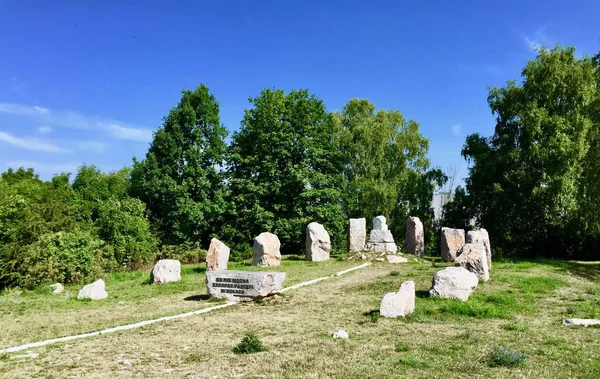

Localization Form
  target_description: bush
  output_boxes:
[487,344,528,367]
[158,244,207,264]
[233,332,265,354]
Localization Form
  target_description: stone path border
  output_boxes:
[1,262,372,354]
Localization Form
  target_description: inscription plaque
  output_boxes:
[206,270,286,302]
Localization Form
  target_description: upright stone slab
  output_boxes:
[429,267,478,301]
[441,227,465,262]
[206,238,230,271]
[373,215,388,231]
[152,259,182,284]
[206,270,286,302]
[405,216,424,257]
[252,232,281,267]
[348,218,366,252]
[305,222,331,262]
[455,243,489,282]
[467,228,492,269]
[380,280,415,318]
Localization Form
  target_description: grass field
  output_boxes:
[1,256,600,378]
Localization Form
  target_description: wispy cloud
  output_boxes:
[75,140,107,154]
[0,131,67,153]
[0,102,153,142]
[4,160,80,176]
[38,126,52,135]
[524,27,552,52]
[451,124,462,137]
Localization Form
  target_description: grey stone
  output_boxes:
[305,222,331,262]
[429,267,478,301]
[152,259,181,284]
[206,238,230,271]
[405,216,424,257]
[386,255,408,263]
[563,318,600,326]
[332,329,349,339]
[441,227,465,262]
[50,283,64,294]
[252,232,281,266]
[467,229,492,269]
[380,280,415,317]
[373,215,388,231]
[368,229,395,243]
[206,270,286,302]
[77,279,108,300]
[348,218,366,252]
[365,242,398,253]
[455,243,489,282]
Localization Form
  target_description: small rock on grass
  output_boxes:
[563,318,600,326]
[50,283,64,294]
[386,255,408,263]
[332,329,349,339]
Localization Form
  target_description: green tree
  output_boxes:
[131,84,228,247]
[226,88,347,255]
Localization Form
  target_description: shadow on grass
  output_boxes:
[184,294,211,301]
[501,258,600,282]
[415,290,430,299]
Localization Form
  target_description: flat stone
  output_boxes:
[152,259,181,284]
[252,232,281,267]
[441,227,465,262]
[368,229,395,243]
[365,242,398,253]
[77,279,108,300]
[348,218,366,252]
[563,318,600,326]
[206,270,286,302]
[455,243,489,282]
[332,329,349,339]
[429,267,478,301]
[206,238,230,271]
[386,255,408,263]
[405,216,424,257]
[467,229,492,269]
[380,280,415,317]
[305,222,331,262]
[50,283,64,294]
[373,215,388,231]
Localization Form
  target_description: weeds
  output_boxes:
[487,345,528,367]
[233,333,265,354]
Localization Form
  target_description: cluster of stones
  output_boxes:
[364,216,398,253]
[441,227,492,282]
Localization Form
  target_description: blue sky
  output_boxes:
[1,1,599,184]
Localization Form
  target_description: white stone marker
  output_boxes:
[441,227,465,262]
[206,270,286,302]
[455,243,489,282]
[348,218,366,252]
[152,259,182,284]
[467,228,492,269]
[206,238,230,271]
[380,280,415,317]
[252,232,282,267]
[405,216,424,257]
[305,222,331,262]
[77,279,108,300]
[429,267,478,301]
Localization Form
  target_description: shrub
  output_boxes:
[158,244,207,264]
[233,332,265,354]
[390,270,400,276]
[487,344,528,367]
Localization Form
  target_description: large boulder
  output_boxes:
[152,259,182,284]
[380,280,415,317]
[206,238,230,271]
[206,270,286,302]
[467,229,492,269]
[405,216,424,257]
[252,232,281,266]
[429,267,478,301]
[77,279,108,300]
[305,222,331,262]
[441,227,465,262]
[348,218,366,252]
[455,243,489,281]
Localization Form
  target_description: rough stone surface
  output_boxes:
[305,222,331,262]
[152,259,182,284]
[386,255,408,263]
[429,267,478,301]
[50,283,64,294]
[405,216,424,257]
[467,228,492,269]
[365,242,398,253]
[441,227,465,262]
[252,232,281,267]
[380,280,415,318]
[373,215,388,231]
[332,329,349,339]
[368,229,395,243]
[348,218,366,252]
[455,243,489,282]
[77,279,108,300]
[206,270,286,302]
[206,238,230,272]
[563,318,600,326]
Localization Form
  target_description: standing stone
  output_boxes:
[77,279,108,300]
[429,267,478,301]
[348,218,367,252]
[467,228,492,269]
[441,227,465,262]
[365,215,398,253]
[405,216,424,257]
[380,280,415,318]
[206,238,230,271]
[455,243,489,281]
[252,232,281,267]
[305,222,331,262]
[373,215,388,231]
[152,259,182,284]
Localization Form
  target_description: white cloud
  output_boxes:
[38,126,52,135]
[0,131,67,153]
[524,28,552,52]
[0,103,50,116]
[4,160,80,176]
[75,140,107,154]
[104,123,153,143]
[451,124,462,137]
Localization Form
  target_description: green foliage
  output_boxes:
[157,245,207,264]
[395,343,410,352]
[487,345,528,368]
[390,270,400,276]
[501,322,527,332]
[233,332,265,354]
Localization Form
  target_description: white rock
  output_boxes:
[152,259,182,284]
[373,216,388,231]
[405,216,424,257]
[386,255,408,263]
[77,279,108,300]
[252,232,282,266]
[365,242,398,253]
[380,280,415,317]
[375,257,385,262]
[467,229,492,269]
[206,238,230,271]
[455,243,489,282]
[348,218,366,252]
[563,318,600,326]
[50,283,64,294]
[368,229,395,243]
[122,359,132,366]
[305,222,331,262]
[332,329,349,339]
[441,227,465,262]
[429,267,478,301]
